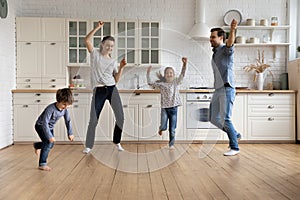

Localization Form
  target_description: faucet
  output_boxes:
[134,74,140,89]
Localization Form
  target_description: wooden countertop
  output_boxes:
[11,89,297,93]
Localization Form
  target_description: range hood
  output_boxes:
[189,0,210,40]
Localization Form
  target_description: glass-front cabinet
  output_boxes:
[68,20,89,65]
[67,19,160,67]
[140,21,160,65]
[116,21,138,65]
[115,20,160,67]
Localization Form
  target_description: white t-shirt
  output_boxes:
[90,49,118,88]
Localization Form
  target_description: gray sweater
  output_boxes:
[35,103,73,140]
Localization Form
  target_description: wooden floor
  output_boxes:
[0,143,300,200]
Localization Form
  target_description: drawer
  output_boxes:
[248,93,295,105]
[42,83,66,89]
[17,83,42,89]
[248,117,295,140]
[248,104,295,117]
[72,93,90,104]
[42,78,65,84]
[17,77,41,83]
[120,93,160,103]
[14,93,56,105]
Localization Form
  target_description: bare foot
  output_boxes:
[158,130,163,136]
[38,166,51,171]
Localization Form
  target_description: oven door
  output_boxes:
[186,101,218,129]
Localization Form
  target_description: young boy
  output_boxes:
[33,88,74,171]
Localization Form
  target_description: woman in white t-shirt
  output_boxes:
[147,57,187,149]
[83,21,127,154]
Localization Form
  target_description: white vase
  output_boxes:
[256,73,264,90]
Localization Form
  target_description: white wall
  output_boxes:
[0,0,18,149]
[16,0,291,88]
[0,0,295,148]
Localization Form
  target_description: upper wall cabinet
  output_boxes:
[67,20,89,66]
[16,17,66,89]
[67,19,114,66]
[140,21,160,66]
[17,17,66,42]
[115,20,161,67]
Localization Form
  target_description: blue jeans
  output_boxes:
[33,124,54,167]
[160,106,178,147]
[85,86,124,149]
[209,87,239,150]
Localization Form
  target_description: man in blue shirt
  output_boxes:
[209,19,241,156]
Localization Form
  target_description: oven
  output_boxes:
[186,93,217,129]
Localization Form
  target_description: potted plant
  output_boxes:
[243,50,272,90]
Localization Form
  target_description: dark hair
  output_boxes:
[210,28,226,41]
[56,88,74,104]
[100,36,115,53]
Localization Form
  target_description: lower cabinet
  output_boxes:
[13,92,66,142]
[121,93,161,141]
[247,93,295,140]
[12,91,296,142]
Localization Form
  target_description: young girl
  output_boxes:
[147,57,187,149]
[83,21,127,154]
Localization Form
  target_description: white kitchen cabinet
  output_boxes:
[122,104,139,141]
[68,93,90,142]
[120,93,162,141]
[16,17,67,90]
[17,17,65,42]
[224,93,247,140]
[13,93,66,142]
[67,19,114,66]
[139,102,161,140]
[115,20,161,66]
[67,20,90,66]
[287,58,300,141]
[247,93,295,140]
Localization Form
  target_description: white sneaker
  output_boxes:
[169,145,175,150]
[83,147,91,154]
[116,143,124,151]
[223,149,240,156]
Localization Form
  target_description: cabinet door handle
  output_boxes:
[50,42,56,45]
[26,42,31,45]
[23,105,28,108]
[147,105,152,108]
[25,85,31,88]
[123,105,128,108]
[25,79,31,82]
[268,105,274,109]
[74,93,79,96]
[36,100,41,103]
[268,117,274,121]
[268,93,274,97]
[51,85,56,88]
[74,105,79,108]
[50,79,56,82]
[35,93,41,96]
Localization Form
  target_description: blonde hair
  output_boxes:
[155,67,175,82]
